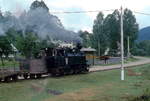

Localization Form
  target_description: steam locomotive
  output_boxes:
[0,45,89,82]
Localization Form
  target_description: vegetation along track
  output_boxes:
[90,56,150,72]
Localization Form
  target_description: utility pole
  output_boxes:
[127,36,130,58]
[98,40,100,57]
[120,6,124,80]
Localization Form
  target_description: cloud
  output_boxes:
[52,7,93,32]
[44,0,150,29]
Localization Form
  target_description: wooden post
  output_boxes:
[98,40,100,57]
[92,52,94,65]
[127,36,130,58]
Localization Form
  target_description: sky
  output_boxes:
[0,0,150,32]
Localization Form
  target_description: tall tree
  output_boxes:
[99,9,139,56]
[123,9,139,54]
[0,36,12,65]
[79,30,92,48]
[103,10,120,52]
[92,12,109,55]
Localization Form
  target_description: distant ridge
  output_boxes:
[138,26,150,42]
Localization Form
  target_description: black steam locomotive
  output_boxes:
[0,45,89,82]
[20,46,89,78]
[45,47,89,76]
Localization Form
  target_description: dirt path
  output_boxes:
[90,56,150,72]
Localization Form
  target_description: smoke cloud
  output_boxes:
[0,7,82,43]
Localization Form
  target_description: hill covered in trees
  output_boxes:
[138,26,150,42]
[133,26,150,56]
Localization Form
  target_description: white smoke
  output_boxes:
[0,24,4,35]
[0,8,82,42]
[0,12,21,35]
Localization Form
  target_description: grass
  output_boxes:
[125,57,139,63]
[0,64,150,101]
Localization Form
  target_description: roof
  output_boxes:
[80,47,96,52]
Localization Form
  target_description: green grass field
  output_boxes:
[0,64,150,101]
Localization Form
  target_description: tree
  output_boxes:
[5,28,19,43]
[5,28,40,58]
[92,12,109,56]
[103,10,121,54]
[30,0,49,11]
[79,30,92,48]
[123,9,139,54]
[15,31,40,58]
[5,28,57,58]
[97,9,139,56]
[133,40,150,56]
[0,36,12,65]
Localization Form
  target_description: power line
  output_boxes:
[133,11,150,16]
[50,9,115,14]
[50,8,150,16]
[50,9,150,17]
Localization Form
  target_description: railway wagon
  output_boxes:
[0,69,19,82]
[0,59,48,82]
[19,58,48,79]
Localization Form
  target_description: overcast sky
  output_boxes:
[0,0,150,32]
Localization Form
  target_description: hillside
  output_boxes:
[138,26,150,42]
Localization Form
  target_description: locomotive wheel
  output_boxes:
[59,71,64,76]
[82,68,89,73]
[4,77,11,82]
[61,68,68,76]
[12,75,18,81]
[70,69,74,74]
[72,70,76,74]
[0,78,2,82]
[76,70,80,74]
[84,68,89,73]
[65,69,71,75]
[30,74,36,79]
[73,70,78,74]
[23,74,28,79]
[51,73,57,77]
[86,68,89,72]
